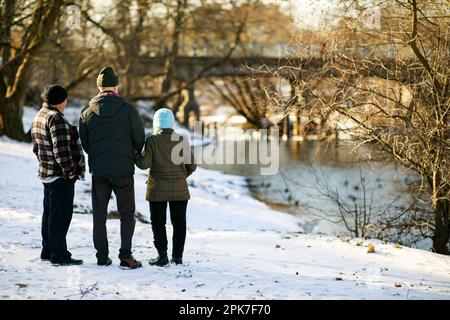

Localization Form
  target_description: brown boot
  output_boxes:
[120,257,142,269]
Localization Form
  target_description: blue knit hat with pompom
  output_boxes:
[153,108,175,132]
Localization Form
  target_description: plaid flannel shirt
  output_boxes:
[31,103,85,180]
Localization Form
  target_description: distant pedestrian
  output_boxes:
[31,84,85,266]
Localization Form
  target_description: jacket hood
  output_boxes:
[88,94,125,118]
[153,108,175,132]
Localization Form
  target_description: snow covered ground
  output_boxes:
[0,107,450,299]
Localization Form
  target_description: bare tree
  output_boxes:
[281,160,432,246]
[208,76,279,128]
[152,0,255,111]
[279,0,449,253]
[83,0,253,110]
[0,0,64,140]
[82,0,154,97]
[154,0,188,110]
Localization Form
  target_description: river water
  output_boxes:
[193,138,419,238]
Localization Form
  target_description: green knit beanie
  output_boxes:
[96,66,119,87]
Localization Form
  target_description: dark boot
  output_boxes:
[40,250,51,261]
[120,257,142,269]
[170,257,183,265]
[149,251,169,267]
[97,258,112,266]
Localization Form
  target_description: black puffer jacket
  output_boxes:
[79,91,145,176]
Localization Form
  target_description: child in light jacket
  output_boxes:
[135,108,196,266]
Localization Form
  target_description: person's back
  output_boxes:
[80,91,144,176]
[144,130,195,201]
[78,66,145,269]
[135,108,196,266]
[31,85,85,266]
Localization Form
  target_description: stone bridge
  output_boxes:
[133,54,420,127]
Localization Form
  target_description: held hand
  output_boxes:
[133,148,142,164]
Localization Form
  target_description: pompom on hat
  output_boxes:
[153,108,175,132]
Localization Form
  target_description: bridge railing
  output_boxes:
[143,42,409,60]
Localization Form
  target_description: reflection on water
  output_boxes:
[193,140,418,237]
[193,139,393,175]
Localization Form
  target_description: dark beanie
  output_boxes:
[42,85,68,105]
[97,66,119,87]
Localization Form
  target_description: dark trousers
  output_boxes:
[92,175,136,261]
[149,201,188,259]
[42,178,75,260]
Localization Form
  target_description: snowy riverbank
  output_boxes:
[1,137,450,299]
[0,106,450,299]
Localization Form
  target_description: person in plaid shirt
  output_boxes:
[31,85,85,266]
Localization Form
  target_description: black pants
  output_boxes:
[149,201,188,259]
[42,178,75,260]
[92,175,136,261]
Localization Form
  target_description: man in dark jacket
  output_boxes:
[79,66,145,269]
[31,84,85,266]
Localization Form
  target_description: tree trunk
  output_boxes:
[0,97,28,141]
[0,56,32,141]
[432,198,450,254]
[283,115,290,139]
[0,0,62,141]
[154,0,187,111]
